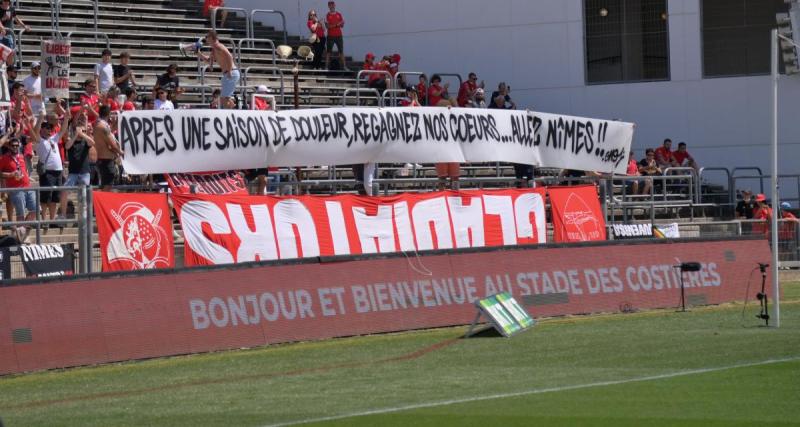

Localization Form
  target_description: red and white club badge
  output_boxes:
[107,202,171,269]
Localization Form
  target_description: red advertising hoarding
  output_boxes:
[0,238,772,375]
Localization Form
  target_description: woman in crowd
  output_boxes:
[307,9,326,70]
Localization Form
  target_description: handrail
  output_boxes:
[342,88,381,106]
[235,38,277,71]
[731,166,765,195]
[662,167,697,203]
[697,166,731,205]
[356,70,392,103]
[211,7,251,40]
[731,174,800,206]
[249,9,287,46]
[13,28,25,64]
[65,30,110,49]
[380,89,407,107]
[394,71,423,88]
[242,66,286,104]
[49,0,61,36]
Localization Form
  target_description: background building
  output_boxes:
[236,0,800,195]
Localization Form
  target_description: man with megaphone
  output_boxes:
[196,30,239,109]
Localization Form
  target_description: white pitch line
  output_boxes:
[261,356,800,427]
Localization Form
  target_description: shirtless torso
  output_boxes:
[93,119,122,160]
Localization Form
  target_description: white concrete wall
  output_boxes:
[230,0,800,197]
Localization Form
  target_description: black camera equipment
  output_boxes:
[674,262,701,312]
[756,263,770,326]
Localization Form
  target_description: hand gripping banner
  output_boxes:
[171,188,548,266]
[119,108,635,175]
[93,191,175,271]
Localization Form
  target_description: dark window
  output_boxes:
[702,0,789,77]
[584,0,670,84]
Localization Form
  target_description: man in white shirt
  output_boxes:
[94,48,114,94]
[32,110,70,223]
[22,61,43,115]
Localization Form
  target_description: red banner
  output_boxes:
[549,185,606,242]
[93,192,175,271]
[172,189,548,266]
[0,238,773,375]
[166,171,248,195]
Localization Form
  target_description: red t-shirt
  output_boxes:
[0,152,30,188]
[122,101,136,111]
[254,97,271,111]
[627,159,640,175]
[307,19,325,38]
[80,93,101,123]
[672,150,691,165]
[428,83,444,106]
[654,146,673,165]
[457,80,476,107]
[326,11,343,37]
[105,99,121,112]
[416,83,427,103]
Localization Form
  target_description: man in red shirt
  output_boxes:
[672,142,698,170]
[427,74,456,107]
[457,72,484,107]
[80,79,101,124]
[325,1,348,71]
[0,137,36,241]
[654,138,678,169]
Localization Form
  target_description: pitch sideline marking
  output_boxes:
[262,355,800,427]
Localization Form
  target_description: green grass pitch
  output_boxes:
[1,282,799,426]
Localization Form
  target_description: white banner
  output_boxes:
[119,107,634,175]
[41,39,71,99]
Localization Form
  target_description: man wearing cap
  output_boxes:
[198,30,239,109]
[94,49,114,94]
[33,109,69,224]
[22,61,43,115]
[325,1,348,71]
[0,136,35,242]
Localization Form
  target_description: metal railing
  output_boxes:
[234,38,277,71]
[65,30,110,49]
[732,167,765,195]
[341,88,381,106]
[381,89,407,107]
[48,0,99,39]
[211,7,250,40]
[731,174,800,208]
[698,166,732,205]
[249,9,287,46]
[241,66,286,104]
[662,167,697,203]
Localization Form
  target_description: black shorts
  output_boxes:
[39,170,63,203]
[326,36,343,52]
[97,159,119,187]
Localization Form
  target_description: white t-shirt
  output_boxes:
[154,99,174,111]
[37,134,63,172]
[94,62,114,93]
[22,75,43,115]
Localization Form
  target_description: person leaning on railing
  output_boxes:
[0,133,35,243]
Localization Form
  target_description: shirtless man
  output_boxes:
[197,30,239,109]
[93,105,124,190]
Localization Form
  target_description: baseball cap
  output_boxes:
[756,194,766,202]
[365,52,375,60]
[476,88,485,96]
[256,85,270,93]
[781,202,791,209]
[30,61,40,69]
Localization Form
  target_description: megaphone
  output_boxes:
[179,38,204,58]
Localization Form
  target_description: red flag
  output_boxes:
[549,185,606,242]
[93,192,175,271]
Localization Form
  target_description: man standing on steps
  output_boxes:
[93,106,124,191]
[325,1,349,71]
[197,30,239,109]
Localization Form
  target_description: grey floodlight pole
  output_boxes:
[770,28,780,328]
